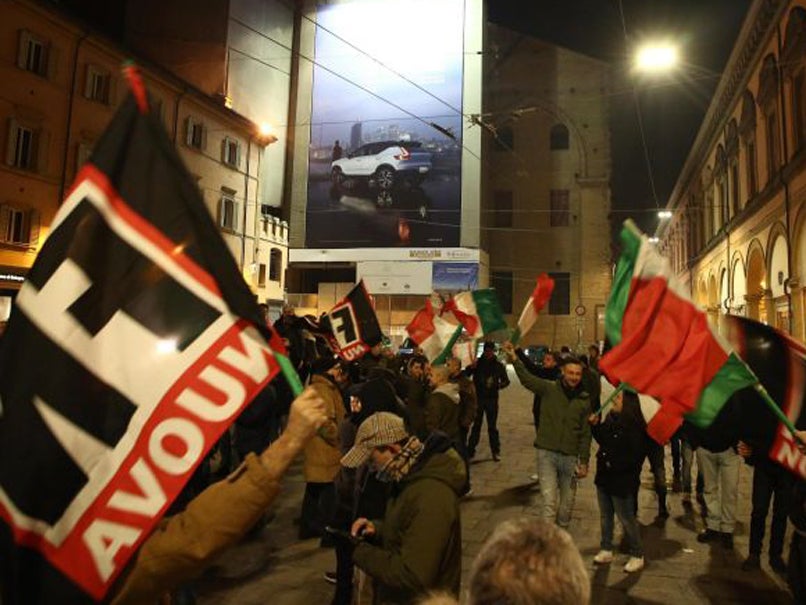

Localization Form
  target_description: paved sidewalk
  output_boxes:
[197,368,793,604]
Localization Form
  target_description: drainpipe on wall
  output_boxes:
[776,23,794,334]
[242,137,252,280]
[58,32,89,202]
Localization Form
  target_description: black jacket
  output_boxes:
[592,410,645,497]
[469,355,509,399]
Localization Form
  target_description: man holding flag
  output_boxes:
[0,68,324,603]
[502,342,592,529]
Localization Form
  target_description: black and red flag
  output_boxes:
[0,71,292,602]
[321,280,383,361]
[684,316,806,479]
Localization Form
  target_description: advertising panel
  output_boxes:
[306,0,464,248]
[432,262,479,292]
[356,261,433,295]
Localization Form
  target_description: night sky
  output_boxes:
[488,0,752,235]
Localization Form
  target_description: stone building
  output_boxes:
[0,0,288,323]
[483,24,613,349]
[657,1,806,340]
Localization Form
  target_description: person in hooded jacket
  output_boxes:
[299,356,349,542]
[589,390,646,573]
[330,376,408,605]
[345,412,466,605]
[424,365,461,442]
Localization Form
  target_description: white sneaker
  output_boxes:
[623,556,645,573]
[593,550,614,564]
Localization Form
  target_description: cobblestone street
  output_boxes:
[197,368,793,604]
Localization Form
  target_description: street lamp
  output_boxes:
[634,42,679,73]
[658,210,673,219]
[648,237,660,244]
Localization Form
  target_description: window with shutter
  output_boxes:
[186,118,205,150]
[85,65,111,104]
[18,31,49,77]
[6,121,38,171]
[258,263,267,287]
[222,138,240,167]
[0,205,31,245]
[219,189,238,232]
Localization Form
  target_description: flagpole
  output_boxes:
[596,382,627,416]
[433,324,464,366]
[275,352,304,397]
[753,381,804,445]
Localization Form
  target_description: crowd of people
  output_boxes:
[6,304,800,605]
[222,308,803,605]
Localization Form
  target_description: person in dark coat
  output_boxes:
[397,356,429,439]
[590,390,646,573]
[330,376,407,605]
[737,438,793,573]
[467,342,510,461]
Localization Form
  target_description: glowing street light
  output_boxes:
[634,43,679,73]
[658,210,673,219]
[648,237,660,244]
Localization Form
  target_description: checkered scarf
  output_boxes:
[376,436,424,483]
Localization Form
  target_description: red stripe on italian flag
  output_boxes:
[406,301,462,364]
[513,274,555,343]
[600,221,757,443]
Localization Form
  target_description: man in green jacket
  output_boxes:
[502,342,592,529]
[343,412,466,604]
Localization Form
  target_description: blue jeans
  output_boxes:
[597,487,643,557]
[536,448,577,528]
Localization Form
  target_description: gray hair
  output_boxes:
[468,518,590,605]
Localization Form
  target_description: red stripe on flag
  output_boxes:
[599,277,729,420]
[406,300,436,344]
[79,165,222,298]
[532,273,555,312]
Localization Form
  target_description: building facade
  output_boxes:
[483,24,613,350]
[0,0,288,324]
[657,1,806,341]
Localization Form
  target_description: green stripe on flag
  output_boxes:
[605,224,642,346]
[474,289,508,335]
[685,353,757,428]
[433,324,464,366]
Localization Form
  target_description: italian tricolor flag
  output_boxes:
[599,221,757,444]
[512,273,555,344]
[406,300,463,364]
[443,289,508,339]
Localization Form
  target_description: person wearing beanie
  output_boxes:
[345,412,466,604]
[299,356,349,542]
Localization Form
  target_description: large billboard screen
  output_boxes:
[306,0,465,248]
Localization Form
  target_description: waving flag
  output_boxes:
[442,288,507,339]
[511,273,555,344]
[599,221,756,443]
[321,280,383,361]
[699,316,806,479]
[406,300,462,364]
[0,75,291,601]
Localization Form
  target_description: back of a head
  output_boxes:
[469,518,590,605]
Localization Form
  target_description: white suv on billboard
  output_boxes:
[331,141,432,189]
